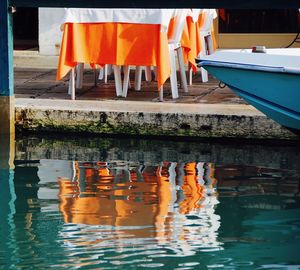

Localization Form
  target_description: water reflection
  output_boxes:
[1,135,300,269]
[57,161,222,256]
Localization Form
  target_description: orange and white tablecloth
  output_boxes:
[179,9,217,73]
[56,9,176,89]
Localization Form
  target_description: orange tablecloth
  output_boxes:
[57,22,171,89]
[179,12,218,73]
[57,13,217,89]
[182,16,201,73]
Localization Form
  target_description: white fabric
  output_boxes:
[212,9,218,19]
[63,8,176,31]
[187,9,203,22]
[199,9,218,32]
[186,9,217,24]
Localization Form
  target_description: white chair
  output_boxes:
[189,9,217,85]
[68,63,89,100]
[122,9,189,101]
[98,64,113,83]
[121,66,152,97]
[68,63,123,100]
[134,66,153,91]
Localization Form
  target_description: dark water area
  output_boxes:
[1,134,300,269]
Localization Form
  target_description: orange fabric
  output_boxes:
[197,12,218,53]
[197,12,207,29]
[180,162,204,214]
[211,23,217,51]
[58,162,214,244]
[179,18,193,69]
[166,17,175,40]
[185,16,201,73]
[168,12,218,74]
[57,22,171,89]
[167,16,199,73]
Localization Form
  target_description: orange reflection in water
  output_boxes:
[58,161,216,240]
[180,162,204,214]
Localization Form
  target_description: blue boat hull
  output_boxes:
[203,65,300,131]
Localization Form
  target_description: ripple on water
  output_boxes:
[3,138,300,270]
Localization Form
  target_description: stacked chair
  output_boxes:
[189,9,217,85]
[122,9,189,101]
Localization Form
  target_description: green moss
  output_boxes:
[15,108,299,140]
[17,114,225,138]
[21,116,192,137]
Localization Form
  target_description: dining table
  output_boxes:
[56,8,217,95]
[56,8,177,90]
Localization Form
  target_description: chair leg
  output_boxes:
[98,65,110,83]
[189,67,193,86]
[113,65,123,97]
[177,47,188,93]
[206,35,214,55]
[200,54,208,83]
[200,36,209,82]
[68,73,72,95]
[153,66,157,81]
[128,78,131,89]
[122,65,130,98]
[159,85,164,102]
[75,63,84,89]
[134,66,142,91]
[104,65,108,83]
[106,64,113,75]
[98,66,104,80]
[69,68,75,100]
[169,46,179,99]
[94,68,98,87]
[145,66,152,82]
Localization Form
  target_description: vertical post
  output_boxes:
[0,133,15,170]
[0,3,15,265]
[0,0,15,135]
[0,164,16,268]
[0,127,16,268]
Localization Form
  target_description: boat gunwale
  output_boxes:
[199,60,300,75]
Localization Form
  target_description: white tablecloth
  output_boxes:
[63,8,177,31]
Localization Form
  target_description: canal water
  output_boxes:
[1,134,300,269]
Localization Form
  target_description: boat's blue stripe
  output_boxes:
[228,84,300,117]
[200,60,300,75]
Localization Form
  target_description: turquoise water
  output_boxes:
[1,135,300,269]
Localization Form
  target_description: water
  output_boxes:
[1,134,300,269]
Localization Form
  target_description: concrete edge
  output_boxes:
[15,98,299,140]
[13,52,59,69]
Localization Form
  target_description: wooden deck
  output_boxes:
[14,67,246,105]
